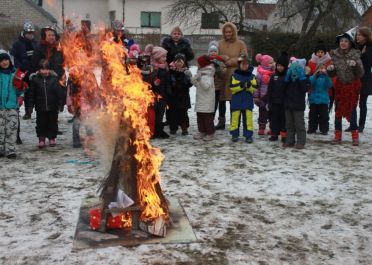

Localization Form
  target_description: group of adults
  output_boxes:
[9,20,372,142]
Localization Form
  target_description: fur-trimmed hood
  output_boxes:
[221,22,238,42]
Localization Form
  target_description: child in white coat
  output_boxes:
[190,55,216,141]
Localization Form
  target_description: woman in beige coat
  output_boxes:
[216,22,247,129]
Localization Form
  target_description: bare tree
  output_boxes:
[166,0,255,34]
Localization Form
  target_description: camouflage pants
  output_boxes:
[0,109,18,156]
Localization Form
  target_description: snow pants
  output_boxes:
[0,109,18,155]
[230,109,253,138]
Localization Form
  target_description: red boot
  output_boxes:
[332,130,342,144]
[351,130,359,146]
[280,131,287,143]
[38,137,46,149]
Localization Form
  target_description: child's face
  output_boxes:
[158,55,167,64]
[209,50,218,57]
[0,59,10,69]
[175,59,184,68]
[171,30,182,42]
[240,61,249,71]
[316,50,325,58]
[268,59,275,69]
[276,64,285,73]
[319,66,327,74]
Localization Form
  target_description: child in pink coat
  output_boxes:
[254,53,275,135]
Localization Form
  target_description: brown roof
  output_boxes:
[245,3,276,20]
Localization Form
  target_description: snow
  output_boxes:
[1,66,372,265]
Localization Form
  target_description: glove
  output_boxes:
[154,78,161,86]
[327,65,335,71]
[13,69,28,91]
[347,60,356,67]
[59,105,64,112]
[18,96,24,107]
[184,69,192,78]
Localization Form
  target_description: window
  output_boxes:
[201,13,220,29]
[141,12,161,28]
[32,0,42,6]
[109,11,116,22]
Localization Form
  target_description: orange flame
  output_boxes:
[61,29,169,225]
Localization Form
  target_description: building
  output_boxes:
[244,2,276,31]
[0,0,57,29]
[39,0,222,35]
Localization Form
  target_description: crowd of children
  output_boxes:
[1,23,372,159]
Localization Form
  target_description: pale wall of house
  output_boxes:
[42,0,109,29]
[41,0,222,35]
[267,7,303,33]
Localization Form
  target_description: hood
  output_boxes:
[330,48,361,60]
[221,22,238,42]
[310,52,331,65]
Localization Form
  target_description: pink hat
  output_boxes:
[144,44,167,61]
[128,44,140,59]
[255,53,274,67]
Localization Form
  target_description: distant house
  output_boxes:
[40,0,221,35]
[362,6,372,28]
[267,0,362,33]
[245,2,276,31]
[0,0,57,29]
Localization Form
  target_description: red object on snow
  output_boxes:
[89,208,126,230]
[18,96,24,107]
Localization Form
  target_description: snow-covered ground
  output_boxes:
[1,67,372,265]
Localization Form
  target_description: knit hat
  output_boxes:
[276,51,289,68]
[112,20,124,31]
[197,55,212,68]
[256,53,274,67]
[144,44,167,61]
[0,50,11,62]
[128,44,141,59]
[314,41,327,54]
[208,40,219,55]
[238,53,251,65]
[23,21,35,33]
[336,27,356,48]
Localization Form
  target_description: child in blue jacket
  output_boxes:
[307,64,333,134]
[229,54,257,143]
[0,50,24,159]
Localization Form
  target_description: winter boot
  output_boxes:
[23,108,32,120]
[351,130,359,146]
[181,123,189,135]
[258,125,265,136]
[280,131,287,143]
[332,130,342,144]
[269,135,278,141]
[38,137,46,149]
[49,138,56,147]
[245,137,253,144]
[215,117,226,130]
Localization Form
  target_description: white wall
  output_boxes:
[267,7,303,33]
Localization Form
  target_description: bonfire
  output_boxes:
[61,27,170,237]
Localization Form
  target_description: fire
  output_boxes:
[61,28,169,227]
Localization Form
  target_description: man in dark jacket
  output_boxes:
[11,21,38,143]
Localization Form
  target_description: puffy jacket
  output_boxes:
[169,70,192,109]
[284,65,308,111]
[161,37,194,66]
[0,68,21,109]
[308,73,332,104]
[230,68,256,110]
[10,35,38,73]
[29,71,65,112]
[254,65,274,99]
[191,64,215,113]
[266,71,287,105]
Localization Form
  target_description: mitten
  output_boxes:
[184,69,192,78]
[154,78,161,86]
[18,96,24,107]
[347,60,356,67]
[327,65,335,71]
[13,69,28,91]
